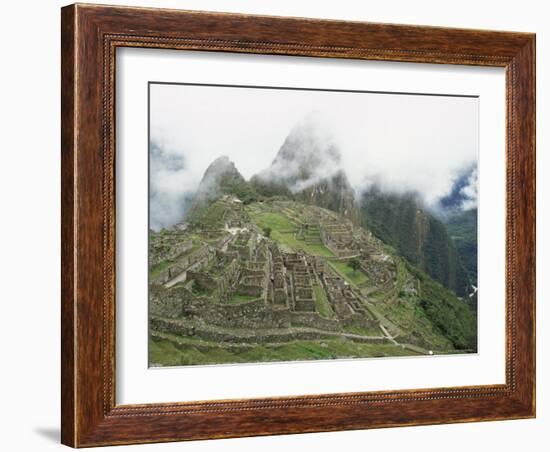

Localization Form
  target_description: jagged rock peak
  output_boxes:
[202,155,241,178]
[199,155,244,190]
[186,155,248,220]
[252,112,359,223]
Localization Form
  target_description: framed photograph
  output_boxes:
[61,3,535,447]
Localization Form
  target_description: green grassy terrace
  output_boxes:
[327,260,369,287]
[247,209,335,257]
[150,332,422,367]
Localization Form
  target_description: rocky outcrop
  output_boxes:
[186,156,256,222]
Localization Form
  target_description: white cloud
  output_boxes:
[150,83,478,228]
[460,167,479,210]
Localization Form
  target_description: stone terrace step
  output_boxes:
[152,316,388,345]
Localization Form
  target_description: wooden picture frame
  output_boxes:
[61,3,535,447]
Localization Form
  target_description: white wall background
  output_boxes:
[0,1,545,450]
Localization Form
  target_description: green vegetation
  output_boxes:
[191,281,213,296]
[328,260,368,287]
[190,199,230,228]
[361,190,470,296]
[446,208,477,284]
[302,243,335,257]
[393,258,409,294]
[347,257,361,273]
[250,175,293,198]
[222,178,258,205]
[406,262,477,351]
[150,260,173,277]
[248,210,335,257]
[262,226,272,238]
[249,211,295,231]
[149,333,422,366]
[341,324,383,337]
[361,256,475,352]
[312,284,334,318]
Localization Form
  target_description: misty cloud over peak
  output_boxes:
[256,111,346,193]
[186,155,246,216]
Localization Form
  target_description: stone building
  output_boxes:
[284,253,316,312]
[154,245,216,287]
[270,245,288,306]
[319,220,357,258]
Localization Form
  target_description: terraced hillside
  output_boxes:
[149,196,476,366]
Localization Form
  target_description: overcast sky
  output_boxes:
[149,83,478,229]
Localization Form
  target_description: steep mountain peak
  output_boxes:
[195,155,244,196]
[186,155,253,222]
[252,112,358,222]
[205,154,234,170]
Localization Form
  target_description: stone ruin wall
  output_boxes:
[270,246,288,306]
[236,284,263,297]
[359,255,395,287]
[149,238,193,267]
[284,253,316,312]
[150,288,184,318]
[215,258,241,303]
[151,290,377,333]
[319,221,359,258]
[152,246,215,285]
[187,270,217,292]
[151,317,382,345]
[200,229,224,239]
[187,257,245,303]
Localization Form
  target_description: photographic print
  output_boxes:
[148,82,479,367]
